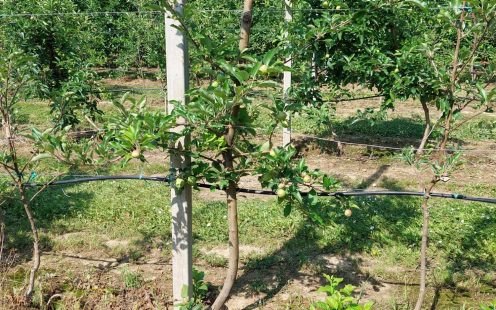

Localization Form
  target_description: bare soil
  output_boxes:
[2,80,495,309]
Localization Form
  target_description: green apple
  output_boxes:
[187,176,197,186]
[211,81,219,87]
[175,178,185,190]
[322,1,330,8]
[394,68,399,73]
[344,209,352,217]
[303,175,312,183]
[335,5,341,10]
[277,189,287,198]
[131,149,140,158]
[259,64,269,74]
[276,111,287,122]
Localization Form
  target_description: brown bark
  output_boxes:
[415,9,465,309]
[417,100,431,156]
[0,210,4,262]
[211,1,253,308]
[2,88,40,301]
[19,186,40,301]
[414,179,437,310]
[239,0,254,52]
[211,124,239,310]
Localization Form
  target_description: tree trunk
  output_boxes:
[19,187,40,301]
[212,2,253,308]
[417,100,431,156]
[212,121,240,310]
[0,210,4,262]
[211,178,238,310]
[239,0,254,52]
[414,188,431,310]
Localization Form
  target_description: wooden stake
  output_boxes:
[165,0,192,306]
[282,0,292,147]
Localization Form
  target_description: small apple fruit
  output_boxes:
[303,175,312,183]
[211,81,219,88]
[187,176,197,186]
[269,149,277,157]
[175,178,185,190]
[277,189,287,198]
[276,111,287,122]
[131,149,140,158]
[259,64,269,74]
[344,209,352,217]
[336,5,341,10]
[394,68,399,73]
[322,1,330,8]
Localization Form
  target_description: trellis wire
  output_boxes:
[2,122,495,154]
[0,11,163,18]
[0,6,475,18]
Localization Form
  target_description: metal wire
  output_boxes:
[2,121,495,153]
[0,6,473,18]
[0,11,163,18]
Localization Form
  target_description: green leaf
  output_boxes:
[31,153,52,162]
[283,203,292,216]
[263,48,279,66]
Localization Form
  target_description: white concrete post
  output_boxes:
[165,0,192,306]
[282,0,292,147]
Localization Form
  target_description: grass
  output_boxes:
[1,89,495,308]
[121,269,143,289]
[2,174,495,307]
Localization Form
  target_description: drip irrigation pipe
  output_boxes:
[14,175,496,204]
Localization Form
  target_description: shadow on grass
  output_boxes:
[228,175,496,308]
[0,184,95,264]
[228,176,423,308]
[0,167,170,267]
[298,117,467,157]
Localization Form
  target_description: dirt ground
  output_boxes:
[2,82,495,309]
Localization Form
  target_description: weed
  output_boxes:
[201,253,228,268]
[121,269,142,289]
[311,274,373,310]
[178,268,209,310]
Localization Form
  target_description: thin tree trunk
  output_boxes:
[414,180,436,310]
[211,2,253,308]
[239,0,254,52]
[415,9,464,307]
[0,210,4,262]
[212,121,240,310]
[417,100,431,156]
[211,168,238,310]
[19,187,40,301]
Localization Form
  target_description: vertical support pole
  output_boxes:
[165,0,192,306]
[282,0,292,147]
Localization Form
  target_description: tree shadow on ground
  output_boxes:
[229,173,496,308]
[0,183,95,266]
[229,174,423,308]
[295,117,467,157]
[0,166,169,267]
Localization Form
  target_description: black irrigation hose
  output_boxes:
[17,175,496,205]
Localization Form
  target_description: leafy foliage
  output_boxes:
[311,275,373,310]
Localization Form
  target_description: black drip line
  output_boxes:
[12,175,496,205]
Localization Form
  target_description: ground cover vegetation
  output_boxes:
[0,0,495,309]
